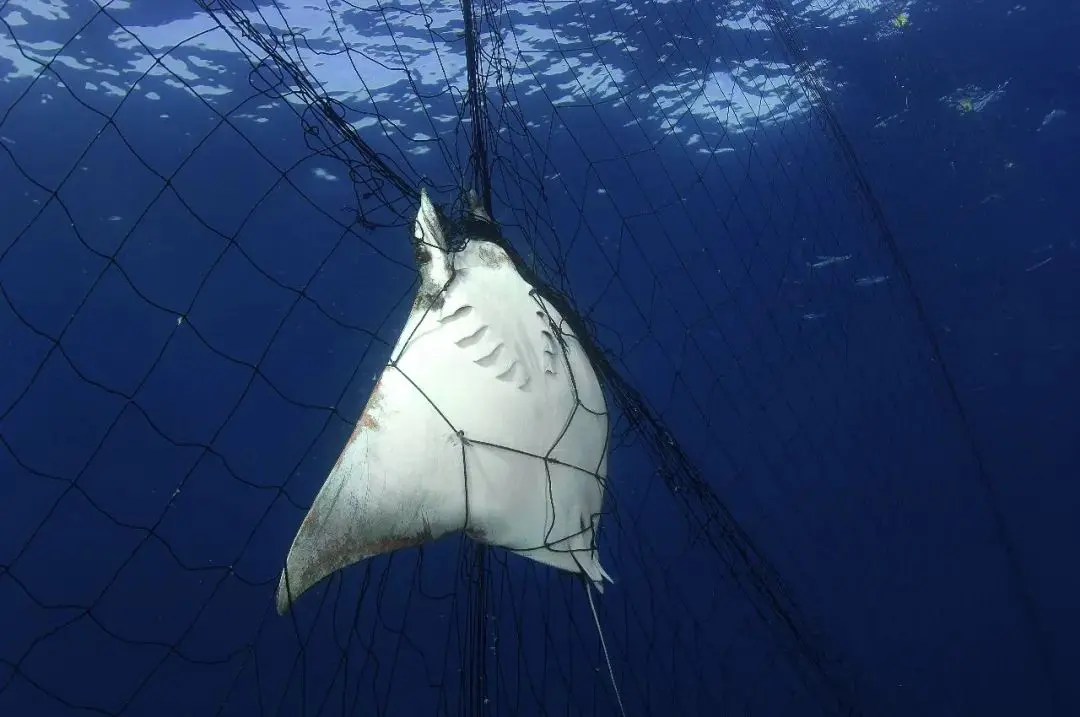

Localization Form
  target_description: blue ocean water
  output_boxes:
[0,1,1076,715]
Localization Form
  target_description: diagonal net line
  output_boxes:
[0,1,1012,716]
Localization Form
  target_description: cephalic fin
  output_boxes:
[414,187,451,288]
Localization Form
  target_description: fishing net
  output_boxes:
[0,1,1051,715]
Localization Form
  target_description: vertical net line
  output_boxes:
[462,2,493,713]
[462,0,493,216]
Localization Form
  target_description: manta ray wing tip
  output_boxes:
[275,569,296,615]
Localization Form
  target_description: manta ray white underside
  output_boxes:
[275,188,613,615]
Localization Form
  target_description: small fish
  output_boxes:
[1025,256,1052,272]
[809,254,852,269]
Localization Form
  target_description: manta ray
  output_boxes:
[275,189,623,712]
[275,187,612,609]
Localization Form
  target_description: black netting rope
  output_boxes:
[197,0,872,712]
[0,1,995,715]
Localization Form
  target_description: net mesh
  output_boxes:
[0,1,1047,715]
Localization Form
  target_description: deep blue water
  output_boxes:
[0,1,1077,715]
[816,1,1080,712]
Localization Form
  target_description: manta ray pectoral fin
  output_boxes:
[276,191,469,617]
[274,468,436,615]
[276,511,434,616]
[275,449,459,615]
[275,369,467,615]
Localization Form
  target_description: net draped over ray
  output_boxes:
[0,1,1051,716]
[277,188,614,615]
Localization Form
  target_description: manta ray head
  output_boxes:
[411,188,453,289]
[411,187,516,291]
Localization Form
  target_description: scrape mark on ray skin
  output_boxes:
[326,379,384,478]
[367,519,435,553]
[357,378,385,432]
